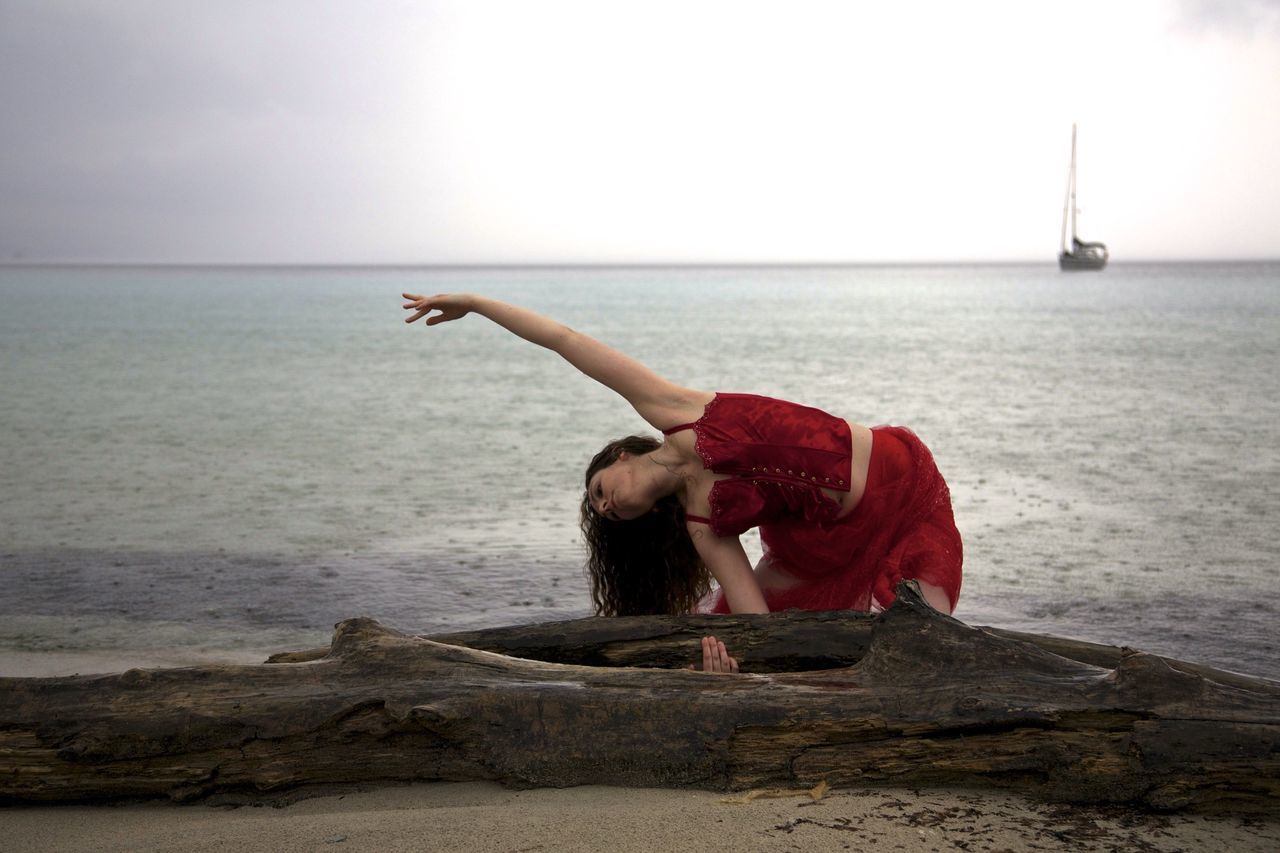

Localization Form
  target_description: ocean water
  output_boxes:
[1,263,1277,678]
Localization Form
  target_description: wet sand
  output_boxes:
[6,782,1279,853]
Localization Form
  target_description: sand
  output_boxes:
[5,782,1278,853]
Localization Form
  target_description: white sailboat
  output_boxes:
[1059,123,1109,271]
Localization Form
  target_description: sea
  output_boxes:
[1,262,1277,679]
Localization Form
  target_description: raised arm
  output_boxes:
[403,293,709,429]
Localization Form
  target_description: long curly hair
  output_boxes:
[581,435,711,616]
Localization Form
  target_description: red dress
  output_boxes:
[663,393,962,614]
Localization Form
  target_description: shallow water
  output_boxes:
[1,263,1277,677]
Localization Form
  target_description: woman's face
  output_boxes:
[587,453,651,521]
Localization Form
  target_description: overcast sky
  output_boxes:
[2,0,1278,264]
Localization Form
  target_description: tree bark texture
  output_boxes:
[2,584,1277,812]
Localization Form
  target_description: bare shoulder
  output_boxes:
[641,388,716,433]
[665,389,717,425]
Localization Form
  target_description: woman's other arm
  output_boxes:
[691,532,759,674]
[402,293,707,429]
[687,523,769,615]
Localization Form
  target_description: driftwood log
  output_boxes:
[2,584,1277,812]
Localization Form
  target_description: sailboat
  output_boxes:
[1059,123,1108,271]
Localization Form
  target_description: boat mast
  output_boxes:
[1057,123,1107,270]
[1069,123,1079,246]
[1060,123,1077,254]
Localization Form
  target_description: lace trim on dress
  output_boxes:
[685,394,728,532]
[688,392,722,472]
[706,479,729,532]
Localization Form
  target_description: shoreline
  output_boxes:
[5,782,1278,853]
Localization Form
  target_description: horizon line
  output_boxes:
[4,257,1278,271]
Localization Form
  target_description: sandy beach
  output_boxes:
[6,782,1279,853]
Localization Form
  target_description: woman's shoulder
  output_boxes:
[657,390,718,435]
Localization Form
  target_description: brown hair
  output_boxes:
[580,435,711,616]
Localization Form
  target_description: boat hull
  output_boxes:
[1059,251,1108,271]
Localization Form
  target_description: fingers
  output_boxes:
[699,636,739,674]
[402,293,463,326]
[402,294,425,323]
[402,293,436,324]
[719,639,739,674]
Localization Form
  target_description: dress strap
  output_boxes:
[662,422,696,436]
[684,513,712,525]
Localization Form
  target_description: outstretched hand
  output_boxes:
[694,635,739,674]
[402,293,473,326]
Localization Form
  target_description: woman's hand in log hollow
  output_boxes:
[402,293,473,327]
[696,636,739,674]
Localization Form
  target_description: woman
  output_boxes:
[402,292,963,672]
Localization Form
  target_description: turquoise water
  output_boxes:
[2,263,1277,677]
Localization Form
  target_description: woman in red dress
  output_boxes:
[403,293,963,673]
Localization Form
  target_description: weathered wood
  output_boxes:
[2,584,1277,812]
[273,607,1260,690]
[266,609,883,672]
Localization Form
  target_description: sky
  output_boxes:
[1,0,1278,265]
